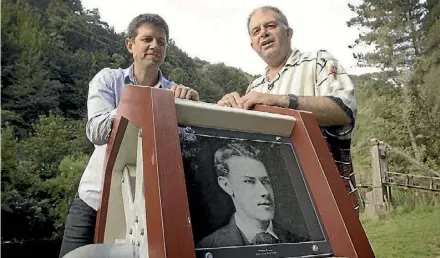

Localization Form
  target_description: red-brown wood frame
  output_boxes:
[254,105,374,258]
[95,86,374,258]
[94,85,195,258]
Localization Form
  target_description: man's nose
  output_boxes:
[259,27,270,38]
[256,181,269,196]
[149,39,160,49]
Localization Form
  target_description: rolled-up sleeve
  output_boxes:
[316,51,357,136]
[86,68,117,145]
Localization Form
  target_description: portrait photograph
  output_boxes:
[178,125,333,258]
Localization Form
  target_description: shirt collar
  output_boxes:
[123,63,164,88]
[266,220,278,239]
[234,213,278,243]
[256,48,301,85]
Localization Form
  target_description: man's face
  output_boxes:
[219,156,275,222]
[126,23,167,69]
[248,9,292,64]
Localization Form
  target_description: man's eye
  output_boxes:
[244,179,255,184]
[253,29,260,36]
[262,179,271,184]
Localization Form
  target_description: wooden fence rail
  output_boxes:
[386,171,440,192]
[362,138,440,219]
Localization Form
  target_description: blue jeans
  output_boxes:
[59,194,97,258]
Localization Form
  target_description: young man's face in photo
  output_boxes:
[222,156,275,222]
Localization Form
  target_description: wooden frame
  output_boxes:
[254,105,374,258]
[94,86,195,258]
[94,86,374,258]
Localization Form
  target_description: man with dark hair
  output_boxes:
[58,13,199,257]
[197,142,305,248]
[217,5,359,213]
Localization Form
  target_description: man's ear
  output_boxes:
[218,176,234,196]
[287,28,293,39]
[125,38,133,53]
[164,42,169,55]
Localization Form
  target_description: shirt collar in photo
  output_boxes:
[234,212,278,243]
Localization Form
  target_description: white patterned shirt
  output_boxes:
[247,49,359,211]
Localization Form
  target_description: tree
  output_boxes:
[347,0,425,84]
[348,0,439,170]
[409,0,440,168]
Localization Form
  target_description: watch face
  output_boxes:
[289,95,298,109]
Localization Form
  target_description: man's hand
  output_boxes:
[170,84,199,101]
[241,91,288,110]
[217,92,244,108]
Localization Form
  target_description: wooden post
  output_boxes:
[379,142,392,207]
[366,138,390,219]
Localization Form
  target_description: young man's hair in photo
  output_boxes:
[214,142,263,177]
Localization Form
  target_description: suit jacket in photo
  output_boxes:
[196,216,308,248]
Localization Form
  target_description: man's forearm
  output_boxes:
[86,109,117,145]
[297,96,351,126]
[275,95,351,126]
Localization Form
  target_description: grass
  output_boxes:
[361,205,440,258]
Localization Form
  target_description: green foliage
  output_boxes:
[45,154,90,236]
[202,63,251,95]
[1,127,20,190]
[1,189,54,241]
[1,0,131,135]
[1,115,91,241]
[21,115,92,179]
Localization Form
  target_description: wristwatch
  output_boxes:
[288,94,299,109]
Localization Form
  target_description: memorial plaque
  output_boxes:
[178,126,333,258]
